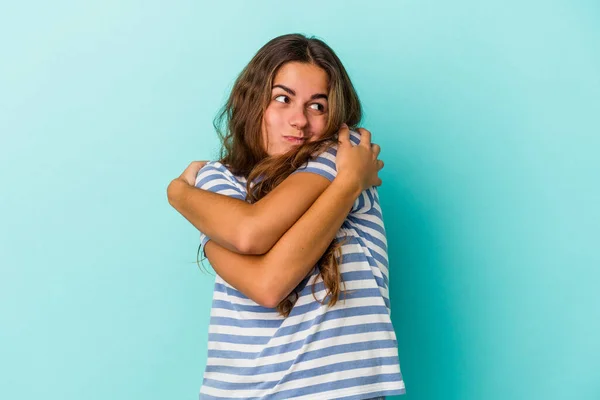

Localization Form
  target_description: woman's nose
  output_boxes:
[288,107,308,130]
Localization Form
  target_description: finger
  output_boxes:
[371,143,381,157]
[357,128,372,148]
[338,124,350,145]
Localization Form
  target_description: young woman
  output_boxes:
[167,34,405,400]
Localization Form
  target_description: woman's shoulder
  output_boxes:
[195,161,247,188]
[348,129,361,145]
[318,129,362,156]
[198,161,243,177]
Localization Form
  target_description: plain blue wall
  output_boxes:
[1,1,599,399]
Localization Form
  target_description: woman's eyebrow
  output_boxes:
[272,84,328,101]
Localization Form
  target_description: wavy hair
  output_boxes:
[205,33,362,317]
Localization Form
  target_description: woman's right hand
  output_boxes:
[335,124,384,192]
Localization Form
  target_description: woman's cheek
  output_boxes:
[264,106,284,126]
[312,117,328,138]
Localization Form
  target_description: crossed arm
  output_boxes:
[167,171,332,255]
[167,129,378,307]
[168,170,358,307]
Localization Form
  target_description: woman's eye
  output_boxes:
[309,103,324,111]
[274,95,289,103]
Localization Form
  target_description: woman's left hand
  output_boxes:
[176,161,208,186]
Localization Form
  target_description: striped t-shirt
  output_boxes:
[194,130,405,399]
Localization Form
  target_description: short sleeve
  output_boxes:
[291,145,338,182]
[194,162,247,256]
[194,162,246,200]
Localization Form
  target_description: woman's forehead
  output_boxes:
[272,62,329,95]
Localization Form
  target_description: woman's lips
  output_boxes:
[283,136,305,144]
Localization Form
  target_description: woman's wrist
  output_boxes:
[333,172,363,199]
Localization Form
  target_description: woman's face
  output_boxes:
[261,62,330,156]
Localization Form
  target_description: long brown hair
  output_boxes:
[210,33,362,317]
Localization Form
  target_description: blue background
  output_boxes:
[1,1,599,399]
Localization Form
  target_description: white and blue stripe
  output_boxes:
[194,130,405,399]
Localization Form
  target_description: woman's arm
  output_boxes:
[167,129,371,255]
[204,128,382,308]
[167,169,331,255]
[205,175,361,308]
